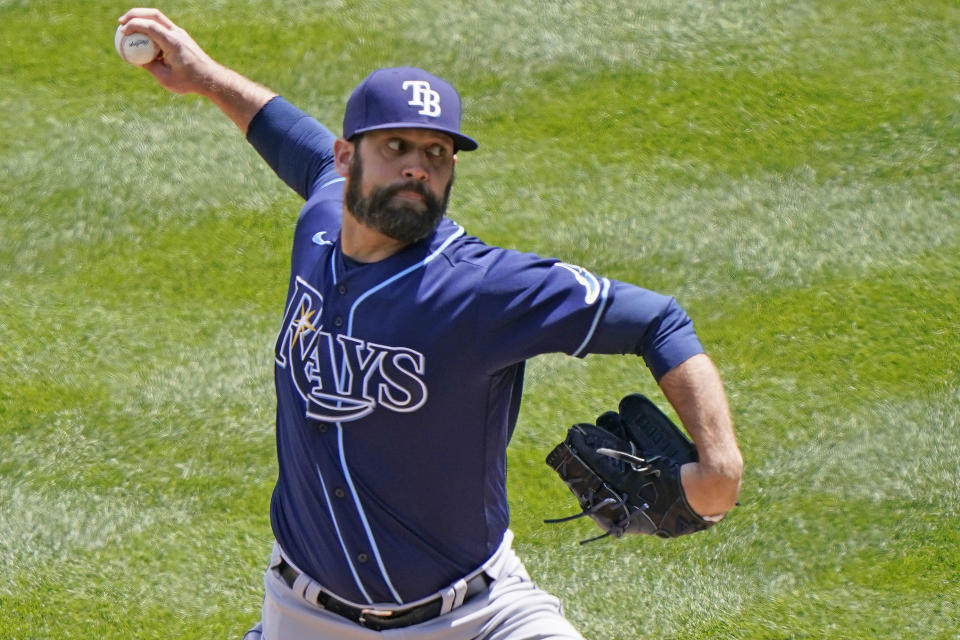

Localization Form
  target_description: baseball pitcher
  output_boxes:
[117,8,743,639]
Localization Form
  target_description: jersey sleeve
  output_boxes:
[587,280,704,380]
[475,249,703,380]
[246,96,340,201]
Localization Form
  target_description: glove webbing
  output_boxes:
[544,443,659,544]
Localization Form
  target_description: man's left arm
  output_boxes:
[658,353,743,519]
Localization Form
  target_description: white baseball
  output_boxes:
[114,25,159,66]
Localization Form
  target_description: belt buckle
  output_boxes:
[358,607,396,629]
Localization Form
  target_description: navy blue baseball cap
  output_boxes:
[343,67,478,152]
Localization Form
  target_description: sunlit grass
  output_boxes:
[2,0,958,638]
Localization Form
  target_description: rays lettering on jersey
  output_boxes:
[275,276,428,422]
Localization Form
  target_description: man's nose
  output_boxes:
[402,154,430,181]
[402,166,428,181]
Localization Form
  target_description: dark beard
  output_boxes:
[344,152,453,245]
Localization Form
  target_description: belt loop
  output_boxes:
[440,586,455,615]
[269,545,283,571]
[291,572,312,599]
[439,578,469,614]
[304,579,322,605]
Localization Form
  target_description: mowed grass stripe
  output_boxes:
[1,515,270,638]
[0,1,854,96]
[513,246,958,430]
[456,161,958,303]
[709,248,959,418]
[0,99,290,269]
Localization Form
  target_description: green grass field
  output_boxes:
[2,1,958,638]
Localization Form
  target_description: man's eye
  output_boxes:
[386,139,404,152]
[427,144,450,158]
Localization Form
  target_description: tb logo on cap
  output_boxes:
[402,80,441,117]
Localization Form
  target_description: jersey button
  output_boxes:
[333,316,344,327]
[357,553,369,564]
[337,284,347,295]
[334,488,346,499]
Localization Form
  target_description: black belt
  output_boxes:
[275,558,491,631]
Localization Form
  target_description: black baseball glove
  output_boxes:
[545,393,717,543]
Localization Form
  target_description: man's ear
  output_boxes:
[334,137,354,177]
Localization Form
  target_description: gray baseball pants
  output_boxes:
[242,530,584,639]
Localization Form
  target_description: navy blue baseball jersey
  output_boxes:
[246,97,704,606]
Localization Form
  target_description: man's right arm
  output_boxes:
[119,9,339,200]
[118,8,276,134]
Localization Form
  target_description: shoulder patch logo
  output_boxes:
[312,231,334,246]
[554,262,602,305]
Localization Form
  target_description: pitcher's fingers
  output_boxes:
[118,8,176,30]
[118,16,183,53]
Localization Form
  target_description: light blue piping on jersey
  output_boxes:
[346,225,465,329]
[315,464,375,603]
[328,223,466,605]
[335,424,403,604]
[572,277,612,358]
[317,176,346,192]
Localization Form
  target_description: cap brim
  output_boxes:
[351,122,478,152]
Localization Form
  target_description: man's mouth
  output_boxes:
[394,189,425,202]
